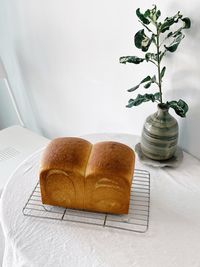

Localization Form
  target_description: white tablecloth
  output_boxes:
[1,133,200,267]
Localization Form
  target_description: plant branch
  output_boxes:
[156,24,163,103]
[148,59,158,66]
[138,20,155,34]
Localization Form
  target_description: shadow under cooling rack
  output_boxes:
[23,169,150,233]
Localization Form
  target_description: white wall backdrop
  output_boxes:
[0,0,200,158]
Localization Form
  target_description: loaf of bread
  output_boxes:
[40,137,135,214]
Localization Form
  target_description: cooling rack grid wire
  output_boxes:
[23,169,150,233]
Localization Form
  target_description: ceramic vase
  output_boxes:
[141,103,178,161]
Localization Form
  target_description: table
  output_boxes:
[1,133,200,267]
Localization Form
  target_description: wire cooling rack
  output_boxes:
[23,169,150,233]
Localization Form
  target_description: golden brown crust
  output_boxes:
[40,170,85,209]
[84,174,131,214]
[40,137,92,209]
[85,141,135,182]
[40,137,92,176]
[85,141,135,214]
[40,139,135,214]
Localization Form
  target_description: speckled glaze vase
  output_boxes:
[141,103,179,161]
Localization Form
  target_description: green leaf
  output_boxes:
[141,76,151,83]
[167,32,173,38]
[165,32,185,52]
[151,75,157,83]
[156,10,161,20]
[119,56,144,64]
[126,93,161,108]
[134,29,145,49]
[160,22,172,33]
[142,75,157,89]
[166,24,189,40]
[173,29,182,37]
[127,76,151,92]
[145,52,158,62]
[160,12,183,33]
[144,9,151,18]
[151,34,156,45]
[127,84,140,92]
[167,99,189,117]
[165,43,179,52]
[144,82,152,89]
[161,66,166,78]
[159,51,166,62]
[182,17,191,29]
[136,8,150,25]
[144,5,158,22]
[134,30,152,52]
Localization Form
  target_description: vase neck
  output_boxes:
[157,103,169,117]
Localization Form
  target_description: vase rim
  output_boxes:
[158,103,169,110]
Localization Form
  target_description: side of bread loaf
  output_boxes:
[85,141,135,214]
[40,137,92,209]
